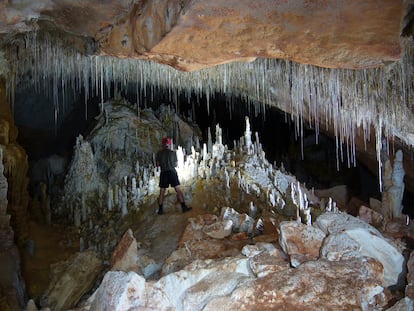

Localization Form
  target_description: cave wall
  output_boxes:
[0,79,29,310]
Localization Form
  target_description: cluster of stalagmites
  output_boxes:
[18,97,414,310]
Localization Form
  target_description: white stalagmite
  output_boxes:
[244,117,252,153]
[212,124,225,160]
[207,127,213,154]
[249,201,257,219]
[382,149,405,219]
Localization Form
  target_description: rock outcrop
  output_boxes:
[316,212,404,287]
[40,250,101,311]
[0,79,29,310]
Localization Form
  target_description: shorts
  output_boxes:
[159,170,180,188]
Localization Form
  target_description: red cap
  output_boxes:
[162,137,172,146]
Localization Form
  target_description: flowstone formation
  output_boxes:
[30,102,413,310]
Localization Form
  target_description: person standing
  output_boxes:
[156,137,192,215]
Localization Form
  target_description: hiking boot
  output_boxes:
[182,206,192,213]
[157,208,163,215]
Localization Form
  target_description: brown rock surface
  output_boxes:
[0,1,408,70]
[204,258,390,310]
[358,205,385,229]
[0,79,29,310]
[407,250,414,299]
[42,250,101,311]
[110,228,139,272]
[278,221,326,267]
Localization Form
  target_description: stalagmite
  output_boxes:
[244,117,252,154]
[382,150,405,219]
[249,201,257,219]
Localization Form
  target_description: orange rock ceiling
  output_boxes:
[0,0,410,71]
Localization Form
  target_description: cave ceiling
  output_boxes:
[1,0,414,191]
[0,0,411,70]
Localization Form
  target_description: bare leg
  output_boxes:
[174,185,185,204]
[175,185,192,213]
[158,188,166,214]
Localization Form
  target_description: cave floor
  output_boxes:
[20,178,280,304]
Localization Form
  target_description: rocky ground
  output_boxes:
[18,99,414,310]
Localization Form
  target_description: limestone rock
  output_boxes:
[315,185,348,209]
[316,212,404,287]
[382,150,405,219]
[386,297,414,311]
[89,271,146,311]
[358,205,385,228]
[346,196,366,216]
[0,145,27,311]
[155,256,253,309]
[315,211,378,235]
[278,221,326,267]
[203,258,389,310]
[241,242,276,258]
[182,272,250,311]
[369,197,383,214]
[249,248,290,277]
[162,247,192,276]
[0,1,406,71]
[136,253,160,279]
[407,250,414,299]
[41,250,102,311]
[77,246,391,311]
[202,219,233,239]
[241,243,275,257]
[25,299,37,311]
[384,219,414,240]
[110,228,139,273]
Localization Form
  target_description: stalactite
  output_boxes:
[4,32,414,189]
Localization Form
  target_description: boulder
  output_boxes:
[384,219,414,240]
[316,212,404,287]
[315,185,348,209]
[80,245,391,311]
[202,220,233,239]
[248,248,290,277]
[278,221,326,267]
[41,250,101,311]
[89,271,146,311]
[369,197,383,214]
[182,272,250,311]
[110,228,139,272]
[358,205,385,228]
[156,256,252,309]
[386,297,414,311]
[241,243,276,258]
[346,196,366,216]
[407,250,414,299]
[203,258,389,310]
